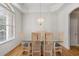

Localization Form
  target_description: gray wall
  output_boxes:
[70,16,78,46]
[22,12,57,41]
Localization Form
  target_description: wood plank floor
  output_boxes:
[5,45,79,56]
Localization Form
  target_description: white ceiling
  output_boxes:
[22,3,54,12]
[12,3,64,13]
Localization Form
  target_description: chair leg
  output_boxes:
[54,42,56,56]
[54,49,56,56]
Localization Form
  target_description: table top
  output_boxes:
[53,40,64,42]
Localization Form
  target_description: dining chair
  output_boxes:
[21,41,30,56]
[43,32,53,56]
[18,32,30,55]
[54,32,64,56]
[32,32,41,56]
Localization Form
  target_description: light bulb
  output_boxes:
[37,17,45,25]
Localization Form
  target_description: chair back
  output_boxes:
[43,32,53,56]
[58,32,64,45]
[32,32,41,56]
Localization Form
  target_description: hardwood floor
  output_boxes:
[5,45,79,56]
[62,46,79,56]
[69,46,79,56]
[5,44,23,56]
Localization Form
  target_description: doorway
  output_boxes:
[70,8,79,48]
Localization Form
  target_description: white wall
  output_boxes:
[0,5,22,56]
[23,12,57,41]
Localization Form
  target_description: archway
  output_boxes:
[69,8,79,49]
[57,4,79,49]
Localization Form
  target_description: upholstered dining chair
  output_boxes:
[18,32,30,56]
[21,41,30,56]
[54,32,64,56]
[43,32,53,56]
[32,32,41,56]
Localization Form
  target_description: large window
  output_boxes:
[7,12,15,40]
[0,4,15,43]
[0,15,6,41]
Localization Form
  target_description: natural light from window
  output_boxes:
[0,4,15,44]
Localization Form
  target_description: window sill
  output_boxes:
[0,37,15,45]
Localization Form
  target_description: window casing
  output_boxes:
[0,4,15,43]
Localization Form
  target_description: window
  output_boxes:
[0,4,15,43]
[0,15,6,41]
[6,12,15,40]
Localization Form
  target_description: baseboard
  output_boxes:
[5,43,21,56]
[70,44,79,47]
